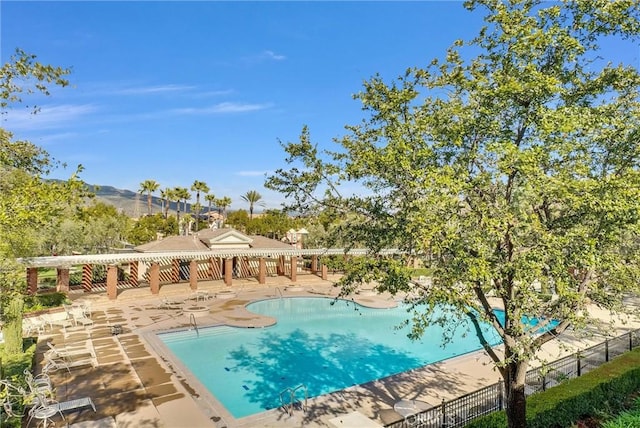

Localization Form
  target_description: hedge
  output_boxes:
[467,347,640,428]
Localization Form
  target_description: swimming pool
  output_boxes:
[158,297,513,419]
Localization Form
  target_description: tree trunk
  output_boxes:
[4,295,24,354]
[504,359,528,428]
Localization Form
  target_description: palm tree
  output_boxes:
[177,187,191,214]
[204,193,216,227]
[190,180,209,231]
[215,196,232,227]
[160,188,171,219]
[171,187,184,233]
[240,190,265,220]
[139,179,160,216]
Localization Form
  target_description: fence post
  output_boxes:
[576,352,581,377]
[441,398,446,428]
[605,338,609,362]
[630,332,633,351]
[498,380,504,410]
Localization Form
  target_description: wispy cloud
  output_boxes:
[171,102,271,115]
[2,104,97,130]
[261,50,286,61]
[236,170,268,177]
[192,89,235,98]
[241,50,287,65]
[112,84,196,95]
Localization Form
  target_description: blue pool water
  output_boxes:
[158,297,551,419]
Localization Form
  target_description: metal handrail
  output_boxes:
[279,384,308,415]
[189,313,199,337]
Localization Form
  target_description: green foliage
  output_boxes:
[2,296,24,355]
[467,348,640,428]
[23,292,69,313]
[126,213,177,245]
[38,200,131,255]
[0,338,38,427]
[1,50,80,355]
[226,210,250,232]
[602,397,640,428]
[246,209,296,238]
[266,1,640,425]
[0,48,70,111]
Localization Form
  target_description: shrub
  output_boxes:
[467,348,640,428]
[23,292,69,313]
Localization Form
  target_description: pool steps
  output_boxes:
[159,325,237,343]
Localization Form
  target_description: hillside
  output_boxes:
[89,185,189,218]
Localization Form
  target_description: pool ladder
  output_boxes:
[279,384,307,416]
[275,287,284,299]
[189,313,199,337]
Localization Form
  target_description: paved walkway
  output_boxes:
[33,275,640,428]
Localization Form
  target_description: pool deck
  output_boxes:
[34,274,640,428]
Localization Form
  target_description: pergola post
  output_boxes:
[258,257,266,284]
[189,260,198,290]
[290,256,297,282]
[150,262,160,295]
[321,264,328,280]
[277,256,285,276]
[82,264,92,293]
[224,258,233,286]
[106,264,118,300]
[311,255,318,274]
[27,268,38,295]
[56,268,70,293]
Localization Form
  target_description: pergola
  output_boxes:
[18,248,401,300]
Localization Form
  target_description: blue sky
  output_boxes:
[1,1,637,211]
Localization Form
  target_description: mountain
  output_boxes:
[89,185,190,218]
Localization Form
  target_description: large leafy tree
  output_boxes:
[139,179,160,216]
[1,50,84,354]
[266,1,640,426]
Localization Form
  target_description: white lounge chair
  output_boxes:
[158,297,184,310]
[46,341,96,359]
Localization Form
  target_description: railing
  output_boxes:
[189,313,199,337]
[384,328,640,428]
[280,384,308,416]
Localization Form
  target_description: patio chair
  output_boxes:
[48,311,75,331]
[23,317,46,336]
[158,297,184,310]
[26,394,66,428]
[71,311,94,327]
[46,341,96,359]
[24,370,55,398]
[42,351,97,373]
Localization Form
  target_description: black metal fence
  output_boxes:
[384,328,640,428]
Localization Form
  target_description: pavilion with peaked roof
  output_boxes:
[18,228,401,300]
